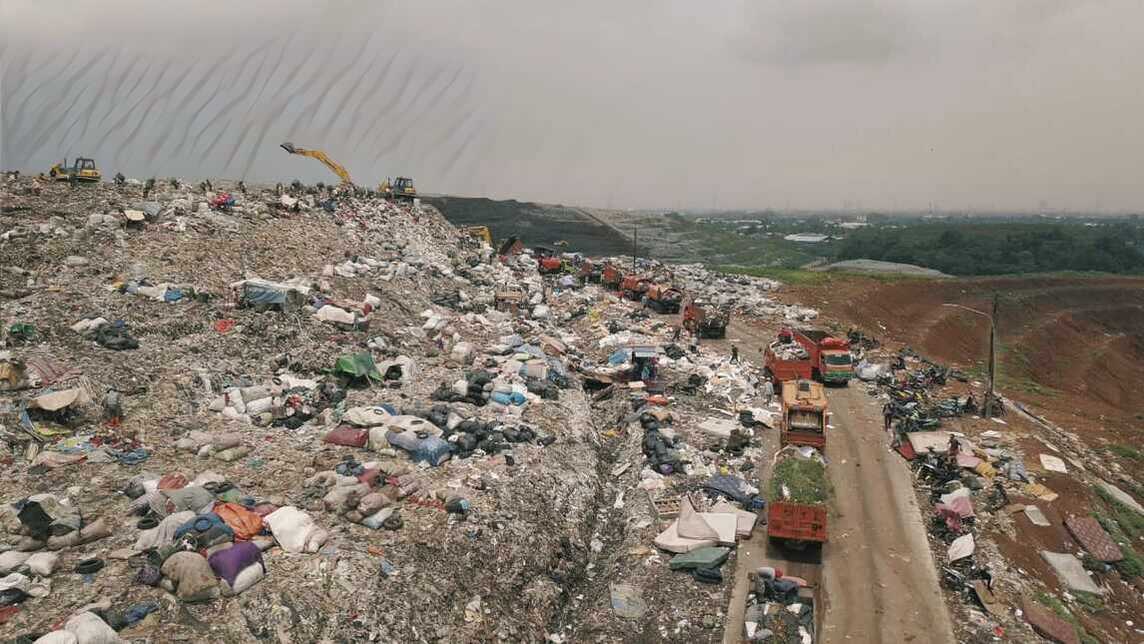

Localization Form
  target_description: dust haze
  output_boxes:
[2,0,1141,212]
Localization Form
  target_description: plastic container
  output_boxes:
[386,431,452,466]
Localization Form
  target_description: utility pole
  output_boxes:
[632,225,637,272]
[941,299,999,417]
[986,293,999,418]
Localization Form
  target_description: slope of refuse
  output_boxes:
[0,178,613,641]
[0,178,797,642]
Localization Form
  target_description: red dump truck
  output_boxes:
[763,328,813,384]
[767,448,829,546]
[793,329,854,385]
[767,499,828,546]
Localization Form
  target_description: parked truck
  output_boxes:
[780,379,828,449]
[767,447,829,547]
[644,284,683,313]
[620,275,651,301]
[601,264,623,290]
[681,297,728,338]
[793,329,854,385]
[763,328,813,384]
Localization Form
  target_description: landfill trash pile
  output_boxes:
[0,177,672,641]
[535,284,788,642]
[768,340,809,362]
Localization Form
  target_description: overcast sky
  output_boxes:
[2,0,1140,212]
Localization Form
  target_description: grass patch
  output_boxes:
[1093,513,1144,578]
[1107,444,1142,460]
[769,457,831,504]
[715,263,955,286]
[1094,487,1144,540]
[1035,592,1100,644]
[1073,591,1105,613]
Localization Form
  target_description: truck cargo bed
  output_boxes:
[767,501,827,543]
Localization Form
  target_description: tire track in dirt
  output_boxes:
[820,386,954,644]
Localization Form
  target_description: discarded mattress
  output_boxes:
[1039,454,1068,474]
[1040,551,1104,594]
[710,500,758,538]
[905,431,953,455]
[669,546,731,571]
[675,496,737,546]
[653,521,716,554]
[1064,516,1123,562]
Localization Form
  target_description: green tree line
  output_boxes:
[833,222,1144,276]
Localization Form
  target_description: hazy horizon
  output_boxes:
[2,1,1142,213]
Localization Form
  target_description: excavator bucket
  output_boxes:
[280,142,298,154]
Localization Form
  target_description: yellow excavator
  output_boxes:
[460,225,493,246]
[48,157,101,183]
[380,176,416,201]
[280,142,352,185]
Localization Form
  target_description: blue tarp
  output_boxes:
[608,349,632,365]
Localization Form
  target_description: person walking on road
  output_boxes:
[730,345,739,364]
[882,403,894,432]
[762,379,774,406]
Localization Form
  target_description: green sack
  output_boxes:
[334,352,382,383]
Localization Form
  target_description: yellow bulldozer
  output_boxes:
[280,142,352,185]
[48,157,101,183]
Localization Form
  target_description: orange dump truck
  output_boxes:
[644,284,683,313]
[767,447,829,546]
[780,379,828,449]
[681,297,729,338]
[601,264,623,290]
[793,329,854,385]
[620,275,651,301]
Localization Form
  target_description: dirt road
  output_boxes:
[820,385,954,644]
[719,320,953,643]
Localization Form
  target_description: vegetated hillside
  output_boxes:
[428,199,823,267]
[425,196,632,254]
[789,275,1144,444]
[833,221,1144,276]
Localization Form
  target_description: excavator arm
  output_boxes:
[280,142,352,185]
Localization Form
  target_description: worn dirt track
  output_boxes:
[719,320,953,643]
[820,385,954,644]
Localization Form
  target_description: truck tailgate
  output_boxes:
[767,501,827,542]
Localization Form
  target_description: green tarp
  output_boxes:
[334,353,382,384]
